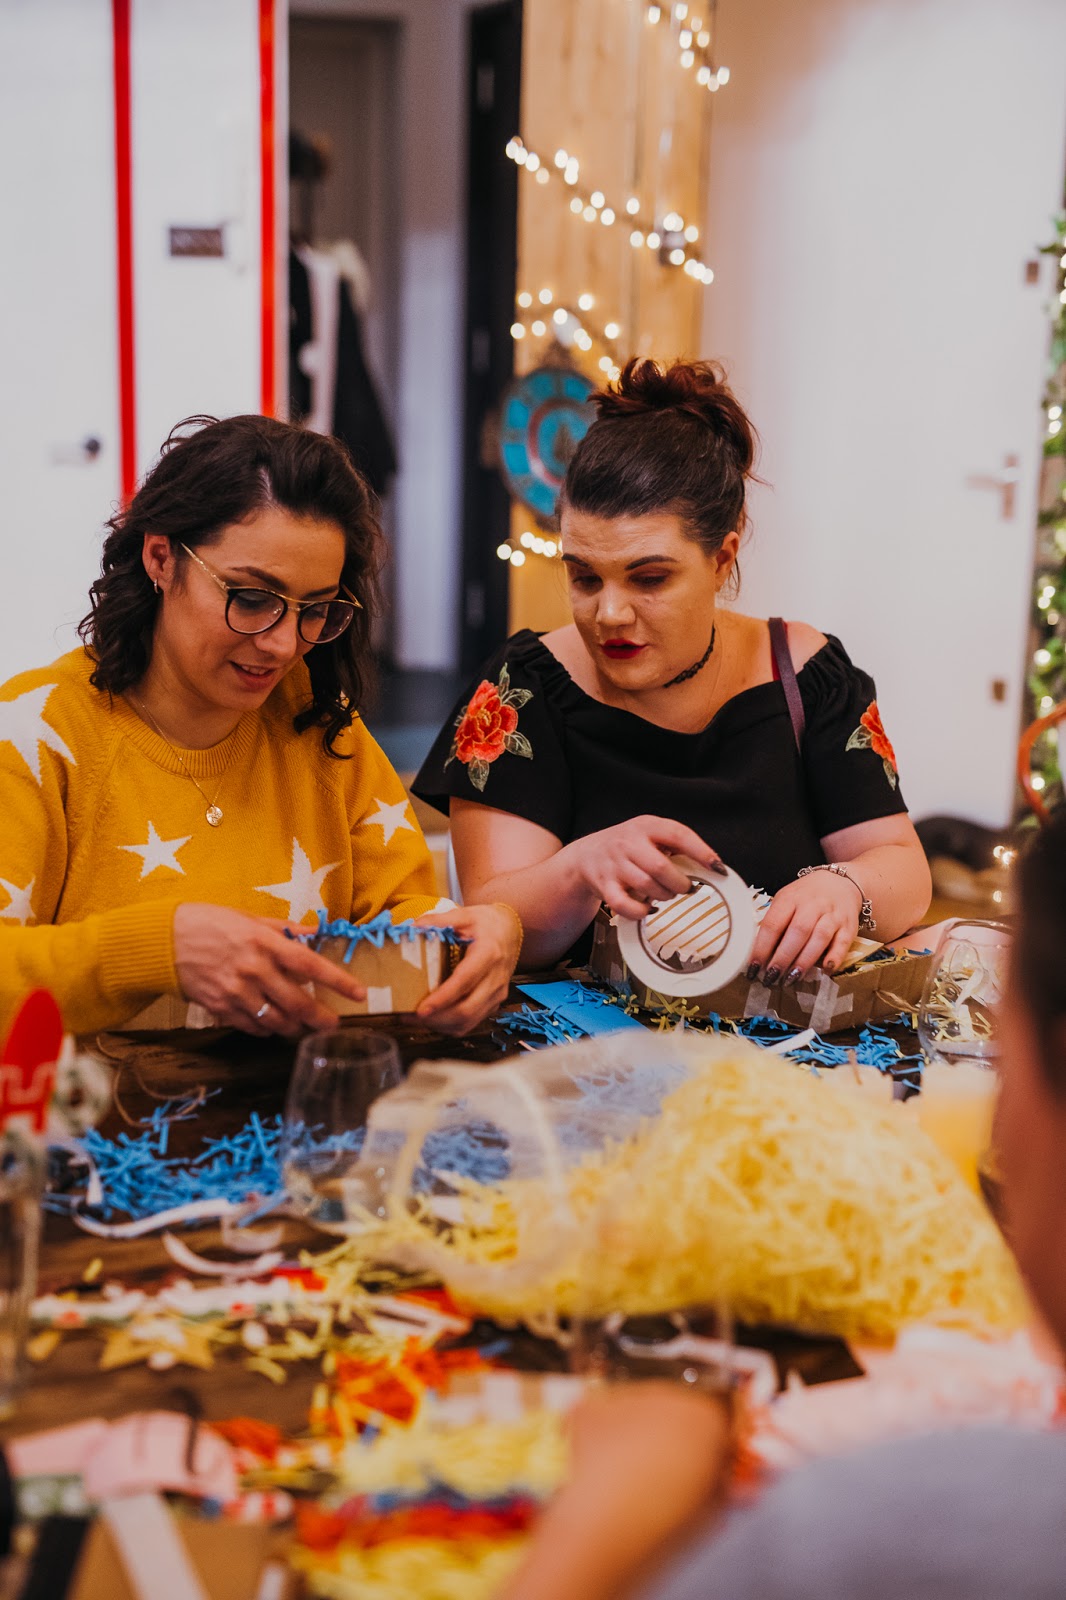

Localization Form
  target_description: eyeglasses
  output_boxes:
[178,543,360,644]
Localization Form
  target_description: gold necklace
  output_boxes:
[130,698,230,827]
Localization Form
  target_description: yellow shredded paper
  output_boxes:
[387,1040,1024,1341]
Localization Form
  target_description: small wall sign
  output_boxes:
[168,227,225,258]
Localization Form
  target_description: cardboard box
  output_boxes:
[312,928,461,1017]
[120,927,462,1030]
[589,909,934,1033]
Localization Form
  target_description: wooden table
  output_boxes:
[8,1016,504,1443]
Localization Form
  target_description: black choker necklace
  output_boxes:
[662,625,717,688]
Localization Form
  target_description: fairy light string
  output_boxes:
[1025,208,1066,805]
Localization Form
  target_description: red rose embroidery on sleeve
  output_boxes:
[846,700,898,788]
[444,664,533,792]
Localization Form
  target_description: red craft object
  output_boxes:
[0,990,63,1134]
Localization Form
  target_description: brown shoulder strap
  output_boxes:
[769,616,806,755]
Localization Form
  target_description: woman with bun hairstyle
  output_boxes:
[415,359,930,976]
[0,414,519,1036]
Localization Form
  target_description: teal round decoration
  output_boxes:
[498,365,598,520]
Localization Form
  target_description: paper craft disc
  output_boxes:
[616,857,757,997]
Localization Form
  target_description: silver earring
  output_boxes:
[153,580,161,595]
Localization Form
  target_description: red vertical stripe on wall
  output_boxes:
[259,0,277,417]
[111,0,136,500]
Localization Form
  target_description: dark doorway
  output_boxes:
[459,0,522,675]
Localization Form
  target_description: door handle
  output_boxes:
[965,453,1019,520]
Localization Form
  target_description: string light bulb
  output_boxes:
[601,207,616,225]
[626,197,641,215]
[647,231,661,249]
[510,322,525,339]
[531,319,546,336]
[496,543,512,561]
[538,288,553,304]
[630,229,645,247]
[554,148,568,168]
[553,307,568,325]
[604,321,620,338]
[570,196,583,214]
[511,549,526,567]
[517,291,532,307]
[590,191,605,208]
[578,293,594,310]
[646,3,661,19]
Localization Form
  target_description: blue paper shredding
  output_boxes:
[45,1101,513,1223]
[289,910,469,965]
[492,980,924,1089]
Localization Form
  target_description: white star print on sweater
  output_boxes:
[257,840,341,922]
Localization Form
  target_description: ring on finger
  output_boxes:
[255,1001,271,1020]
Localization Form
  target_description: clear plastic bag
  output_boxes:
[346,1032,706,1308]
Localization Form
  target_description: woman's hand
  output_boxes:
[564,817,725,921]
[414,902,522,1035]
[172,903,366,1036]
[749,869,863,985]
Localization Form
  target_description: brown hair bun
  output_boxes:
[561,357,758,556]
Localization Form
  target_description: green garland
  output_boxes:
[1025,205,1066,812]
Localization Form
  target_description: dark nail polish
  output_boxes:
[745,962,761,982]
[764,967,781,985]
[822,960,836,975]
[786,966,804,986]
[709,860,728,876]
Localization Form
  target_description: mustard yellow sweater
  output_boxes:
[0,649,441,1033]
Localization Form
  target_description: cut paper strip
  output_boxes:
[516,982,646,1038]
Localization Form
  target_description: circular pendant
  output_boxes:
[205,805,223,827]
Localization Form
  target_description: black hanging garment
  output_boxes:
[332,274,397,497]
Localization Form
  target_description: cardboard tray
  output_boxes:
[589,908,934,1033]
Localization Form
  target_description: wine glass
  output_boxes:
[917,919,1010,1066]
[915,920,1010,1190]
[280,1030,403,1233]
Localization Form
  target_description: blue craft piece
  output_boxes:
[516,981,646,1037]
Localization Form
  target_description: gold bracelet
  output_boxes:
[493,901,525,958]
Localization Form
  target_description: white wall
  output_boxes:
[702,0,1066,825]
[291,0,478,671]
[133,0,264,468]
[0,0,267,683]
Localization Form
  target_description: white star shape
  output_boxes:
[360,796,415,847]
[257,839,340,923]
[120,822,192,880]
[0,876,35,925]
[0,683,75,785]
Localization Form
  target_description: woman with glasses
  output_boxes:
[0,414,520,1037]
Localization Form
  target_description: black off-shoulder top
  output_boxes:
[414,627,907,946]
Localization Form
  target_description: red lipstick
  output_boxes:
[601,640,647,661]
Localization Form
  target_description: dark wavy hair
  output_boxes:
[78,414,384,755]
[560,358,758,587]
